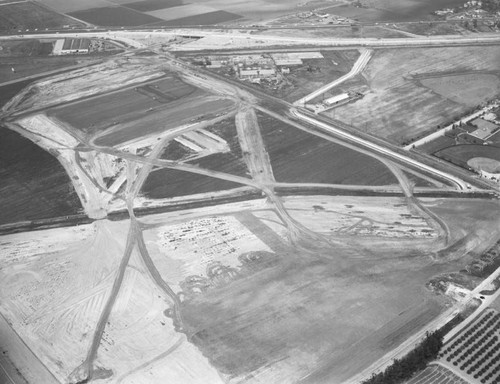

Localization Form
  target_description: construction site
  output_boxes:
[1,3,500,384]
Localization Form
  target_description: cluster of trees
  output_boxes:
[361,330,445,384]
[481,0,500,13]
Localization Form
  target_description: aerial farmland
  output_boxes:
[1,1,500,384]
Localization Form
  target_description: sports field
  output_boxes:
[434,145,500,169]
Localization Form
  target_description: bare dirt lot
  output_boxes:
[1,193,498,383]
[327,46,500,144]
[420,73,500,107]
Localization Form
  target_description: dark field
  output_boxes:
[0,2,83,30]
[196,117,249,177]
[0,56,98,84]
[141,168,245,199]
[123,0,183,12]
[161,118,250,177]
[189,153,249,178]
[0,39,52,57]
[96,97,234,146]
[257,112,396,185]
[0,80,32,108]
[0,126,81,225]
[159,10,241,26]
[418,136,456,155]
[161,139,194,161]
[434,145,500,168]
[68,6,163,26]
[50,76,198,134]
[179,238,448,383]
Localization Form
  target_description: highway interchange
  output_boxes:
[1,25,500,384]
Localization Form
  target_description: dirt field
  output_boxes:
[420,73,500,107]
[257,111,397,185]
[468,157,500,173]
[0,126,82,225]
[0,220,128,382]
[328,46,500,144]
[1,192,498,383]
[280,195,437,239]
[0,1,83,30]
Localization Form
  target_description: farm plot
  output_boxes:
[257,112,397,185]
[328,46,500,145]
[0,56,101,84]
[156,10,242,26]
[140,167,247,200]
[68,6,163,26]
[122,0,183,12]
[434,145,500,169]
[35,0,112,13]
[438,308,500,384]
[160,116,250,177]
[405,364,469,384]
[8,58,167,112]
[0,1,83,30]
[95,96,235,147]
[0,126,82,225]
[49,76,199,136]
[420,73,500,108]
[280,195,437,239]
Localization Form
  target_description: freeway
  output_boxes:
[290,109,469,190]
[3,30,500,52]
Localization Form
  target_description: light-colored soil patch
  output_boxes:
[421,73,500,107]
[144,215,273,293]
[95,253,223,384]
[468,157,500,173]
[0,220,128,383]
[281,195,437,239]
[327,46,500,144]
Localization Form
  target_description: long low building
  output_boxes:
[324,93,350,105]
